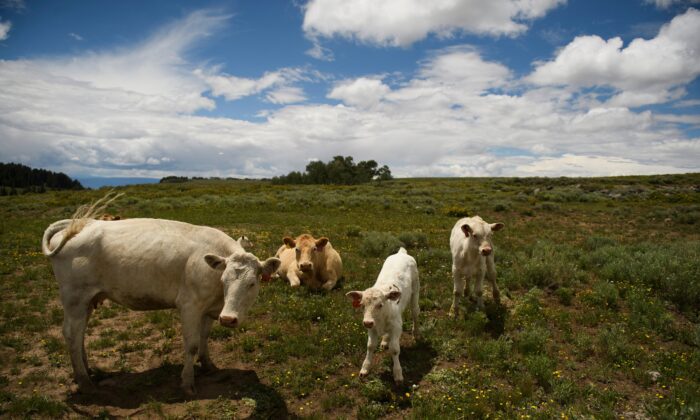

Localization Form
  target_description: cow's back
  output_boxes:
[49,218,238,310]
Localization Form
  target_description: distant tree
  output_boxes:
[271,156,393,185]
[159,176,189,183]
[0,162,83,191]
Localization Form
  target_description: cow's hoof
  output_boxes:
[182,383,196,397]
[394,378,404,387]
[200,362,219,373]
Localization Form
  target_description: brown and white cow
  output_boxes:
[42,215,280,395]
[275,234,342,290]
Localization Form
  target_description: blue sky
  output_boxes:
[0,0,699,179]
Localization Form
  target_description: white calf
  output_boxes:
[346,248,419,385]
[449,216,504,316]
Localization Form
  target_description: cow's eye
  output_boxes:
[377,303,383,309]
[248,282,256,289]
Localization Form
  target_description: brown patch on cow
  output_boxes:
[98,214,122,221]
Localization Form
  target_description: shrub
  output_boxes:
[556,287,574,306]
[515,325,549,355]
[524,354,555,390]
[597,324,634,364]
[444,206,469,217]
[359,232,404,258]
[397,231,429,249]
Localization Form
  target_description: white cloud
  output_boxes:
[68,32,83,41]
[528,8,700,107]
[266,86,307,104]
[328,77,390,108]
[0,8,697,180]
[302,0,566,47]
[194,67,307,103]
[0,18,11,41]
[644,0,700,9]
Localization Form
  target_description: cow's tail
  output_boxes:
[41,191,123,257]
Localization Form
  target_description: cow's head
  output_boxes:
[283,234,329,274]
[461,217,504,256]
[204,251,280,328]
[346,287,401,329]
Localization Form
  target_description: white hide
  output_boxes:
[346,248,420,385]
[449,216,504,315]
[42,217,280,394]
[237,235,253,250]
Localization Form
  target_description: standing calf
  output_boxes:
[346,248,419,385]
[449,216,504,316]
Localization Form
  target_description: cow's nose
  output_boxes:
[363,320,374,329]
[299,262,312,271]
[219,315,238,327]
[481,248,492,256]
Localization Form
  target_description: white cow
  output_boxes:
[346,248,419,385]
[449,216,504,316]
[237,235,253,250]
[42,216,280,395]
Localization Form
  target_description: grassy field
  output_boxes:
[1,175,699,419]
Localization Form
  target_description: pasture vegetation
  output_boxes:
[0,174,699,418]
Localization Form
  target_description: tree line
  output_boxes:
[0,162,83,195]
[272,156,393,185]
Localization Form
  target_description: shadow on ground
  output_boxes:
[66,365,290,418]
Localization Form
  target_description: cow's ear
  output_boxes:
[346,291,363,308]
[461,224,472,237]
[283,237,296,248]
[261,257,281,276]
[259,257,281,282]
[386,290,402,301]
[491,223,504,232]
[204,254,227,270]
[315,237,329,250]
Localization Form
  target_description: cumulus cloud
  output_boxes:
[302,0,566,47]
[0,18,10,40]
[528,8,700,107]
[194,67,307,103]
[644,0,700,9]
[328,77,390,108]
[0,8,698,179]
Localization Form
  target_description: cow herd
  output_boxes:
[41,198,504,394]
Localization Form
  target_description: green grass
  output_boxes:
[0,175,699,418]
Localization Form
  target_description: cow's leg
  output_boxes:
[360,329,379,377]
[198,316,217,373]
[474,265,485,310]
[411,282,420,338]
[287,269,301,287]
[449,264,466,318]
[179,306,202,395]
[62,301,93,390]
[321,270,339,291]
[486,256,500,303]
[380,333,389,351]
[388,330,403,385]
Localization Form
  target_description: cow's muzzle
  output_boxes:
[219,315,238,328]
